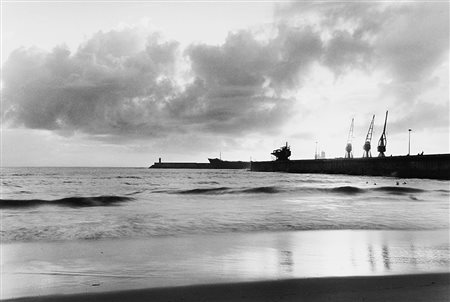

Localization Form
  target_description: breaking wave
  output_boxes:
[154,185,431,196]
[330,186,367,194]
[0,196,134,208]
[239,186,281,194]
[373,186,425,194]
[176,187,231,194]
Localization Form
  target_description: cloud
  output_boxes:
[268,25,323,90]
[2,2,448,147]
[2,26,318,141]
[388,101,449,134]
[181,28,324,133]
[323,30,372,76]
[2,29,180,138]
[186,27,323,92]
[276,1,449,99]
[376,3,449,83]
[274,1,449,154]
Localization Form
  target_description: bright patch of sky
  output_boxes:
[1,1,448,166]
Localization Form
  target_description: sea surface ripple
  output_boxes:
[1,167,449,242]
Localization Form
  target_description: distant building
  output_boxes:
[315,150,326,159]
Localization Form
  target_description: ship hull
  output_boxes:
[250,154,450,180]
[208,158,250,169]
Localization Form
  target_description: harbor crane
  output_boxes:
[363,115,375,158]
[345,118,354,158]
[377,111,388,157]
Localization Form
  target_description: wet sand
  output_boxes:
[2,230,449,300]
[6,273,450,302]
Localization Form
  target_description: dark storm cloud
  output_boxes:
[2,29,180,138]
[187,31,269,89]
[375,3,449,84]
[323,30,372,75]
[181,28,322,132]
[2,26,319,139]
[277,1,449,91]
[268,25,323,90]
[187,27,322,93]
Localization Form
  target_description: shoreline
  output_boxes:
[2,229,449,300]
[6,272,450,302]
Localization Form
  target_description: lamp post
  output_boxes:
[408,129,412,156]
[315,141,318,159]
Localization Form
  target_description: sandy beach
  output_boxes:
[6,273,450,302]
[2,229,449,301]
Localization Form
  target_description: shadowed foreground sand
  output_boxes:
[7,273,450,302]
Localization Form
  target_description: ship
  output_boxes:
[208,158,250,169]
[271,142,291,161]
[149,157,250,169]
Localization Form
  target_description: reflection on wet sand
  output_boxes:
[382,245,391,270]
[2,230,449,299]
[206,230,449,279]
[279,250,294,274]
[368,245,376,271]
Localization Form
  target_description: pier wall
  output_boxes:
[149,162,212,169]
[251,154,450,180]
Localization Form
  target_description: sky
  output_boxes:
[1,0,449,167]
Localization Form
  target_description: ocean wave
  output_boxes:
[330,186,367,194]
[173,186,365,195]
[177,187,231,194]
[3,221,445,243]
[125,190,146,196]
[238,186,281,194]
[153,186,283,195]
[373,186,425,194]
[196,181,220,185]
[116,176,142,179]
[10,173,35,177]
[0,196,134,208]
[18,190,32,194]
[152,185,431,196]
[2,182,22,188]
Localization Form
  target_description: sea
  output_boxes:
[1,167,450,242]
[2,167,450,298]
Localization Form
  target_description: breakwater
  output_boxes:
[250,154,450,180]
[150,159,250,169]
[149,162,211,169]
